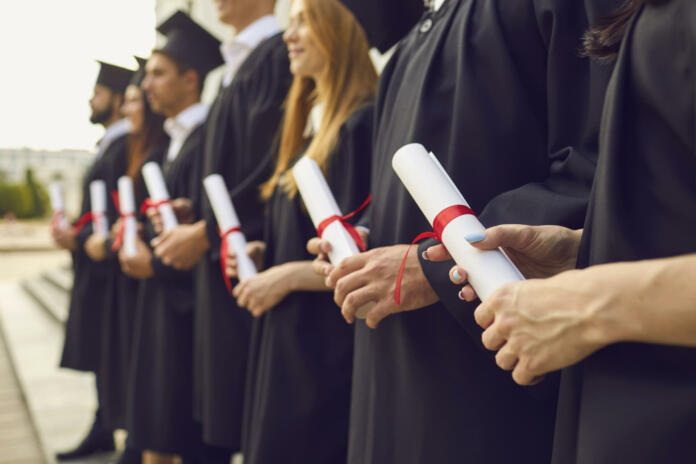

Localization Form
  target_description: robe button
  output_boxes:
[420,18,433,33]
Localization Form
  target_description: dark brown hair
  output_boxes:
[127,87,167,179]
[583,0,669,62]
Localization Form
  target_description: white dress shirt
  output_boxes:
[220,15,281,88]
[164,103,210,162]
[97,118,131,158]
[304,103,324,138]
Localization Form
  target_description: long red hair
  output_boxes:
[260,0,377,199]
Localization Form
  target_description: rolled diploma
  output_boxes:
[89,180,109,237]
[117,177,138,257]
[392,143,524,300]
[292,156,372,319]
[292,156,360,264]
[203,174,257,281]
[141,162,178,232]
[48,182,68,227]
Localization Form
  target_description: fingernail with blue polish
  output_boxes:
[465,232,486,244]
[452,269,462,282]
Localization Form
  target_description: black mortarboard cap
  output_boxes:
[130,56,148,87]
[155,11,223,79]
[96,61,135,94]
[340,0,424,52]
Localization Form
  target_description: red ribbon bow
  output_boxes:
[316,194,371,252]
[140,198,170,215]
[394,204,476,305]
[219,226,242,295]
[111,190,135,252]
[72,211,103,234]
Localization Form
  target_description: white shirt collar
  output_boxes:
[97,118,131,157]
[164,103,210,161]
[234,15,280,50]
[164,103,209,138]
[219,15,281,87]
[433,0,447,11]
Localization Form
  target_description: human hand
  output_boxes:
[327,244,438,328]
[85,234,107,261]
[306,228,369,277]
[52,225,77,251]
[225,241,266,278]
[425,225,583,301]
[233,264,293,317]
[474,266,621,385]
[119,236,154,278]
[151,221,209,270]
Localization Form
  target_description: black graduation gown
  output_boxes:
[243,106,372,464]
[60,134,128,372]
[189,33,292,449]
[350,1,620,463]
[127,127,203,455]
[552,2,696,462]
[97,142,167,431]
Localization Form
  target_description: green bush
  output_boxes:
[0,169,50,219]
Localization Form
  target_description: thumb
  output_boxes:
[467,224,533,252]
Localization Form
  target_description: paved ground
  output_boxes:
[0,318,44,464]
[0,221,242,464]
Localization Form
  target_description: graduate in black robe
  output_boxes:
[232,2,380,462]
[124,125,204,459]
[119,11,222,463]
[550,1,696,461]
[92,59,168,464]
[317,0,622,462]
[439,2,696,461]
[55,61,133,462]
[150,6,291,459]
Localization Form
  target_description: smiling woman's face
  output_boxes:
[283,0,327,80]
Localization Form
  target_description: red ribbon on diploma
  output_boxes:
[111,191,135,252]
[219,226,242,295]
[140,198,170,215]
[316,195,371,252]
[394,204,477,305]
[72,211,103,235]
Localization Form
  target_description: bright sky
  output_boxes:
[0,0,157,151]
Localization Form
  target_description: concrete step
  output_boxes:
[0,282,104,464]
[42,269,73,294]
[0,317,44,464]
[21,277,69,325]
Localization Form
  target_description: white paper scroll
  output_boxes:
[392,143,525,300]
[203,174,258,282]
[292,156,361,264]
[48,182,68,228]
[117,176,138,257]
[292,156,372,319]
[141,162,178,233]
[89,180,109,237]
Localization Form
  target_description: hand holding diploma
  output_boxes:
[326,245,438,328]
[48,182,68,229]
[141,162,179,233]
[225,241,266,280]
[119,235,154,279]
[392,143,525,303]
[203,174,258,290]
[424,224,583,301]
